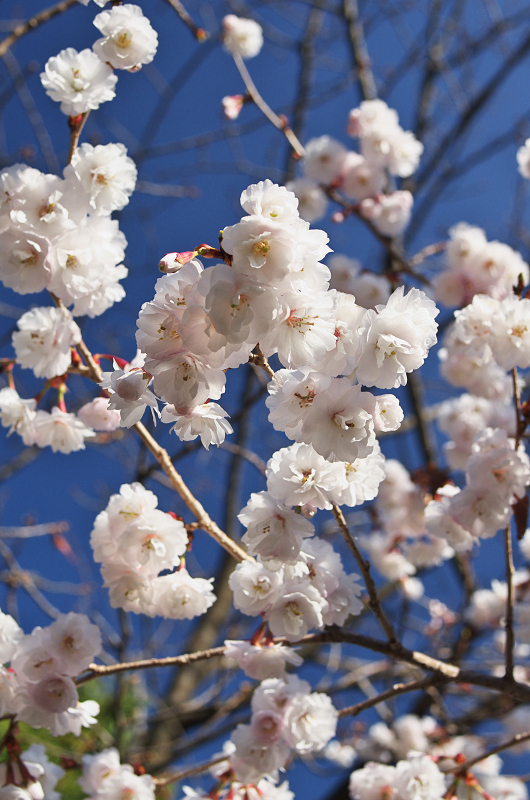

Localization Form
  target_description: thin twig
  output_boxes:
[76,646,226,685]
[154,753,228,787]
[331,506,400,649]
[343,0,377,101]
[133,421,251,563]
[67,111,90,165]
[442,730,530,774]
[409,240,447,267]
[338,675,439,717]
[504,522,515,682]
[0,0,77,58]
[249,344,274,378]
[71,338,252,564]
[164,0,208,41]
[326,188,431,286]
[232,52,305,158]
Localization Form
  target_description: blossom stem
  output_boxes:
[331,504,400,649]
[441,730,530,774]
[70,337,253,564]
[163,0,209,41]
[338,675,439,717]
[231,52,305,158]
[67,110,90,165]
[504,522,515,681]
[154,754,229,787]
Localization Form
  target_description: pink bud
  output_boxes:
[222,94,245,120]
[159,252,192,272]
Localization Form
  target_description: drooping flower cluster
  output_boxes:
[287,99,422,236]
[439,292,530,400]
[229,675,338,785]
[434,223,529,308]
[90,482,216,618]
[229,536,363,641]
[0,609,100,736]
[0,146,134,315]
[78,748,156,800]
[41,4,158,114]
[426,428,530,547]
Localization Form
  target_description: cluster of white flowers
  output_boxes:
[227,675,338,785]
[0,743,64,800]
[41,4,157,116]
[0,146,134,313]
[229,536,363,641]
[287,99,422,235]
[349,753,446,800]
[0,609,100,737]
[358,460,452,591]
[90,482,216,618]
[131,179,436,446]
[78,748,155,800]
[433,223,529,308]
[426,427,530,547]
[439,291,530,402]
[329,253,391,309]
[0,385,96,454]
[436,392,514,470]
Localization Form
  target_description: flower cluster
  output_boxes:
[90,482,216,618]
[287,99,422,236]
[0,145,133,315]
[358,459,453,592]
[426,427,530,546]
[228,675,338,785]
[78,748,155,800]
[433,223,529,307]
[349,753,447,800]
[0,743,64,800]
[41,4,158,116]
[0,609,100,737]
[229,536,363,641]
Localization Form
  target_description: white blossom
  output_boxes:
[40,48,117,116]
[64,142,137,215]
[93,4,158,70]
[34,408,95,454]
[222,15,263,59]
[12,306,81,379]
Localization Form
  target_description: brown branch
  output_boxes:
[76,645,226,686]
[443,730,530,774]
[343,0,377,101]
[248,344,274,379]
[0,0,77,58]
[72,337,252,564]
[231,52,305,158]
[338,675,439,718]
[504,522,515,682]
[331,505,400,649]
[409,240,447,267]
[154,754,228,787]
[326,188,431,286]
[133,421,251,563]
[163,0,208,41]
[67,111,90,165]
